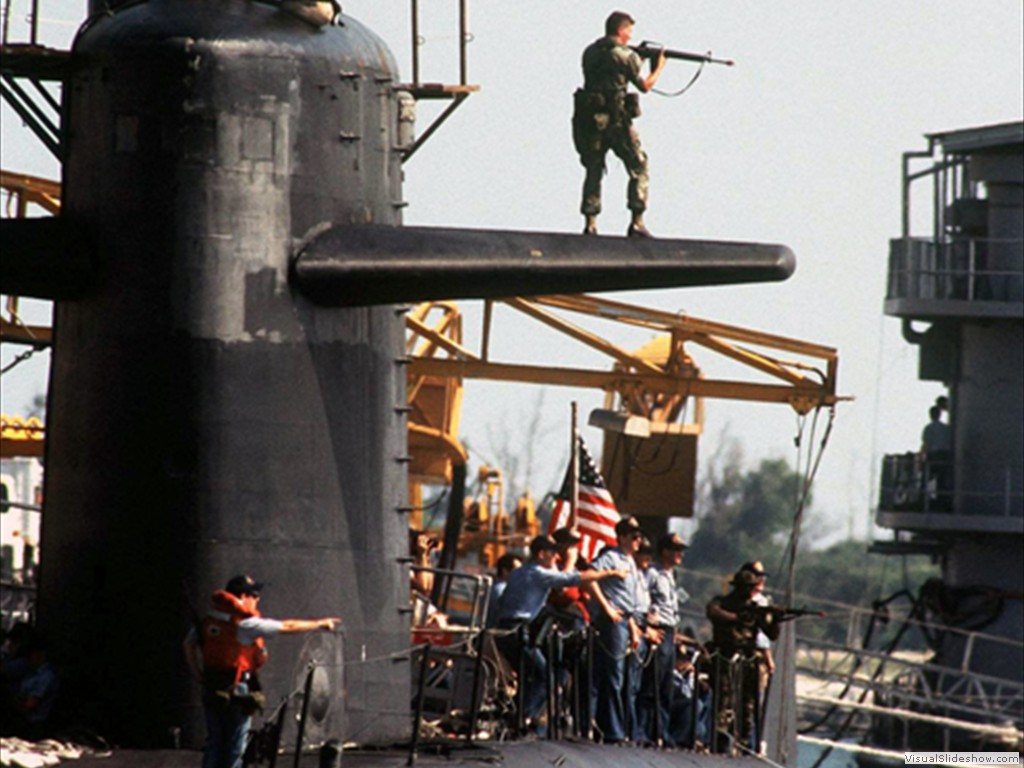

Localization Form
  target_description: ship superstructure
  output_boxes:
[874,121,1023,746]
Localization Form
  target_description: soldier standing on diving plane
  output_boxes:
[574,11,666,237]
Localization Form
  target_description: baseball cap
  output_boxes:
[529,534,561,556]
[226,574,263,596]
[739,561,768,577]
[732,570,762,587]
[614,516,642,536]
[657,532,689,552]
[495,553,522,573]
[552,526,583,547]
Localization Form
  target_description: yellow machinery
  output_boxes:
[1,172,58,347]
[1,172,845,552]
[404,293,844,543]
[1,173,56,460]
[0,415,45,459]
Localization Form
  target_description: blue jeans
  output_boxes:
[669,688,710,748]
[648,629,676,743]
[202,685,252,768]
[522,645,549,721]
[592,614,629,742]
[669,693,693,747]
[627,636,647,741]
[496,622,549,723]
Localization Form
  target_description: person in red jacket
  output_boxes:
[183,575,340,768]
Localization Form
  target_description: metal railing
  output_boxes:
[887,237,1024,305]
[411,565,491,628]
[406,566,750,755]
[878,452,1023,519]
[1,0,42,46]
[792,598,1023,751]
[796,637,1023,749]
[0,580,34,630]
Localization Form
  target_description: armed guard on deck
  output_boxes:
[574,11,665,238]
[573,11,734,238]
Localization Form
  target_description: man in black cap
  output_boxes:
[627,536,659,743]
[486,552,523,628]
[588,515,645,743]
[739,561,775,676]
[548,526,590,630]
[183,575,341,768]
[638,532,688,745]
[495,535,625,727]
[705,565,778,754]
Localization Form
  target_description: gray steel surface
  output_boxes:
[18,0,806,754]
[0,217,92,299]
[38,0,409,749]
[879,125,1024,697]
[294,224,796,306]
[67,742,763,768]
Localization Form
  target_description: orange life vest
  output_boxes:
[200,590,268,687]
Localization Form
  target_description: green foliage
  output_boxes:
[794,540,938,646]
[796,539,938,605]
[686,437,806,575]
[28,393,46,420]
[798,540,892,605]
[684,434,939,645]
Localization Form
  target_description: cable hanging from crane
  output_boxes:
[779,404,836,604]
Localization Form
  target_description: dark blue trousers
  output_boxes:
[592,613,629,742]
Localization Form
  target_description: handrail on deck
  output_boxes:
[887,237,1024,305]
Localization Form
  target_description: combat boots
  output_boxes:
[627,215,652,238]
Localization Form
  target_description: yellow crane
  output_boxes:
[405,293,846,541]
[0,171,846,541]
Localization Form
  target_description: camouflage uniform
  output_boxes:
[573,36,650,217]
[706,590,775,752]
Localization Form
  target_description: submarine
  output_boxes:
[1,0,802,762]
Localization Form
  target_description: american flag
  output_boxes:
[548,436,620,560]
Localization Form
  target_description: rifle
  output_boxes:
[744,605,826,623]
[632,41,734,68]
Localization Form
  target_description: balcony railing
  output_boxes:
[887,237,1024,306]
[878,453,1023,522]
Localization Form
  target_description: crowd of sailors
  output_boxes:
[412,516,780,755]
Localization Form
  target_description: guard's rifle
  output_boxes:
[744,605,826,624]
[631,41,735,68]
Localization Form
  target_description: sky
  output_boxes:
[2,0,1022,546]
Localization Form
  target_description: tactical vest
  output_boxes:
[709,591,760,652]
[573,37,642,156]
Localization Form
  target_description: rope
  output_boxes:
[796,589,905,735]
[779,406,836,605]
[0,305,47,374]
[1,347,41,375]
[732,737,788,768]
[804,594,923,768]
[345,624,533,669]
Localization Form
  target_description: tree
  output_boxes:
[28,392,46,420]
[684,433,938,642]
[478,388,558,511]
[686,433,810,577]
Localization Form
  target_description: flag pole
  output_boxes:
[570,401,579,527]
